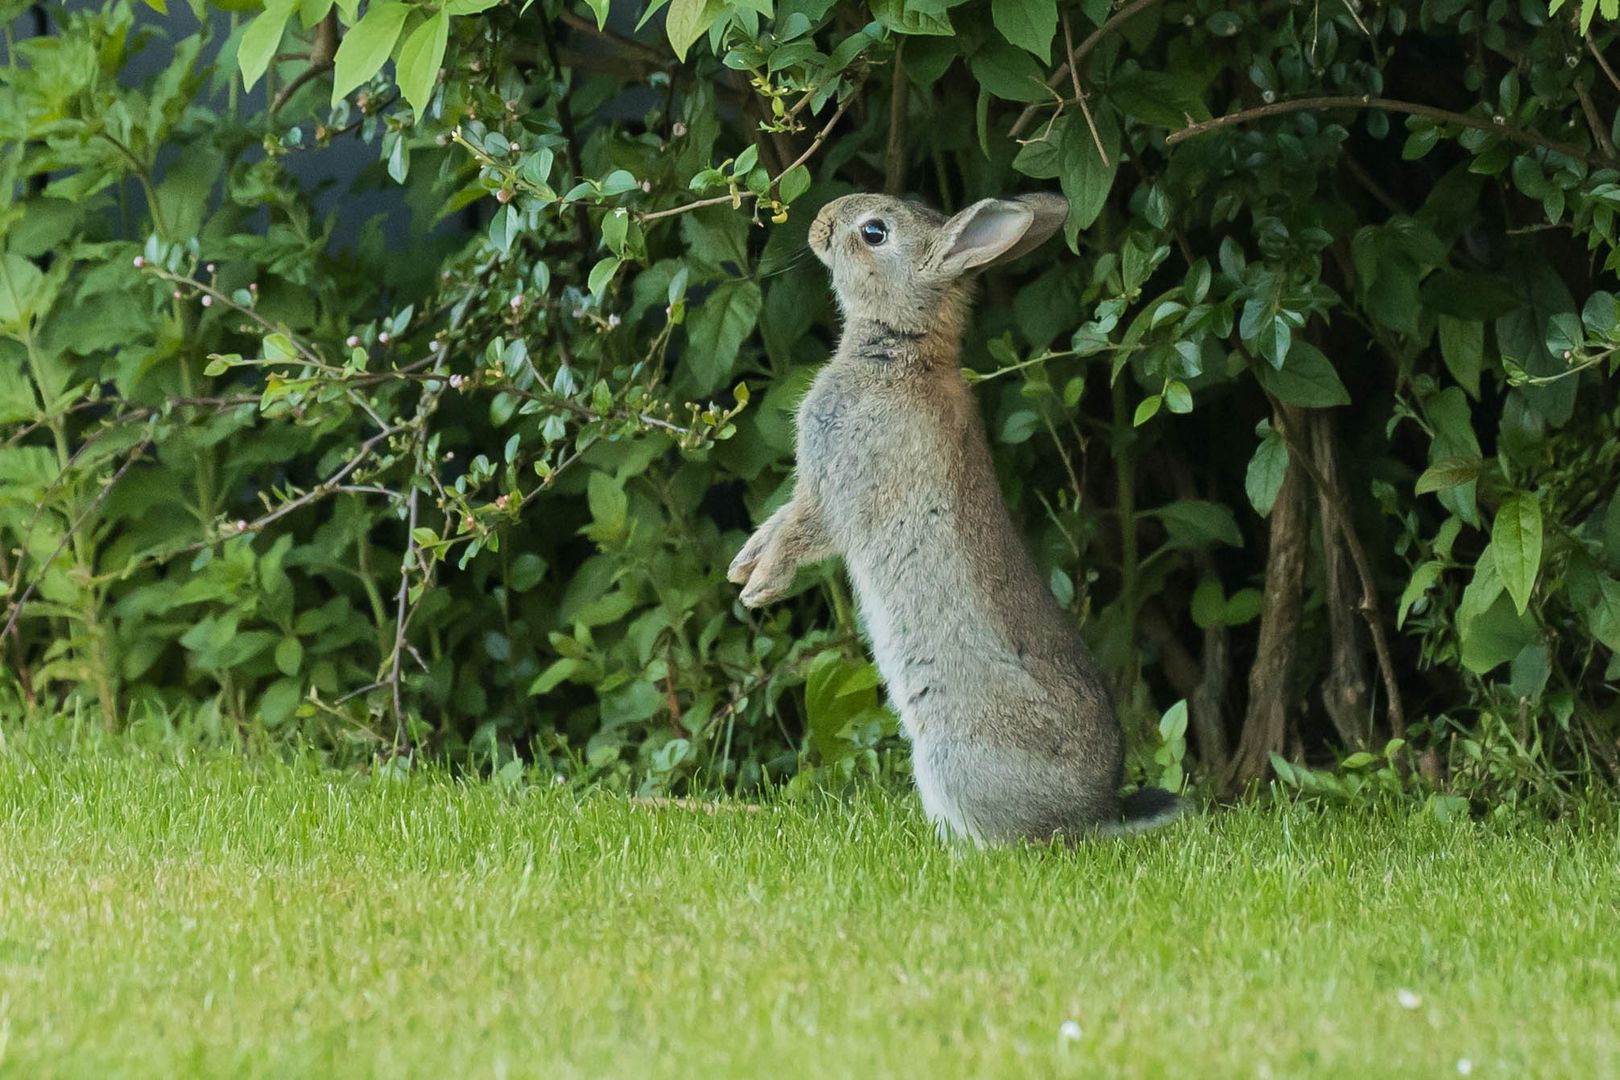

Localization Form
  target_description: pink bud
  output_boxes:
[509,141,520,152]
[378,332,391,344]
[132,255,145,268]
[672,122,688,137]
[345,335,360,348]
[510,295,523,309]
[201,295,213,307]
[462,515,475,532]
[172,289,183,300]
[205,262,216,273]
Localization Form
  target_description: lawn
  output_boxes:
[0,738,1617,1079]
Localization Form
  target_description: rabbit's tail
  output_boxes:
[1102,787,1184,836]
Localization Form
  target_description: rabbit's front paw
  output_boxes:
[727,524,774,585]
[738,561,791,608]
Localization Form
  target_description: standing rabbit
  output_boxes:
[728,192,1181,845]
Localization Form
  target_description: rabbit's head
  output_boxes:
[808,193,1067,329]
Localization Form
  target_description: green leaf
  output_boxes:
[1133,394,1161,426]
[992,0,1057,61]
[969,41,1049,103]
[274,636,304,677]
[588,256,622,299]
[869,0,955,36]
[1244,427,1289,516]
[581,0,611,28]
[666,0,727,59]
[529,658,580,696]
[509,553,548,592]
[1151,500,1243,549]
[1255,342,1351,407]
[1109,70,1212,128]
[1415,456,1484,495]
[331,0,410,104]
[445,0,503,11]
[1059,101,1119,240]
[1163,379,1193,413]
[1000,409,1039,444]
[585,471,628,543]
[238,0,296,91]
[1397,561,1443,629]
[683,280,761,395]
[396,9,449,119]
[1436,315,1483,399]
[1492,493,1542,616]
[777,164,811,204]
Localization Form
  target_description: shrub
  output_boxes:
[2,0,1617,807]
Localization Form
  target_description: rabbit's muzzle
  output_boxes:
[808,210,836,264]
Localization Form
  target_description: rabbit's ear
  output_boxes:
[934,194,1067,273]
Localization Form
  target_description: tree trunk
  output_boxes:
[1309,412,1373,751]
[1227,405,1311,790]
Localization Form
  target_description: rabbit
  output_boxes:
[727,191,1182,846]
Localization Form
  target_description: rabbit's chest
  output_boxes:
[795,377,940,527]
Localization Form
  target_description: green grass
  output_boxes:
[1,739,1617,1079]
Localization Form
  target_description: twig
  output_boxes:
[637,83,863,224]
[147,268,324,367]
[1009,0,1167,139]
[1588,32,1620,96]
[0,437,151,643]
[390,483,419,751]
[538,15,593,250]
[269,10,337,115]
[557,11,668,65]
[1063,12,1109,167]
[170,425,403,556]
[1164,95,1610,166]
[884,38,908,195]
[1574,79,1617,162]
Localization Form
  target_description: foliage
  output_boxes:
[2,0,1618,806]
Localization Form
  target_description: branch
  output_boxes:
[270,11,338,115]
[0,437,151,643]
[1575,79,1617,162]
[170,425,403,557]
[1165,95,1610,166]
[1009,0,1167,139]
[637,83,863,224]
[884,38,908,195]
[1588,32,1620,97]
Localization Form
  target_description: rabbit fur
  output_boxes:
[729,192,1180,845]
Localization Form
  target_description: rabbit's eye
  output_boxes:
[859,220,888,246]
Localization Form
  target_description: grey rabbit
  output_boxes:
[728,191,1182,845]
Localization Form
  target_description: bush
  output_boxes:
[2,0,1617,807]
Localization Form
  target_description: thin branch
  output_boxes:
[1164,95,1610,166]
[538,14,593,250]
[1588,32,1620,96]
[0,437,151,643]
[270,11,337,115]
[637,83,863,224]
[1063,11,1109,167]
[1009,0,1167,139]
[884,38,908,195]
[147,268,324,367]
[1575,78,1617,162]
[170,425,403,556]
